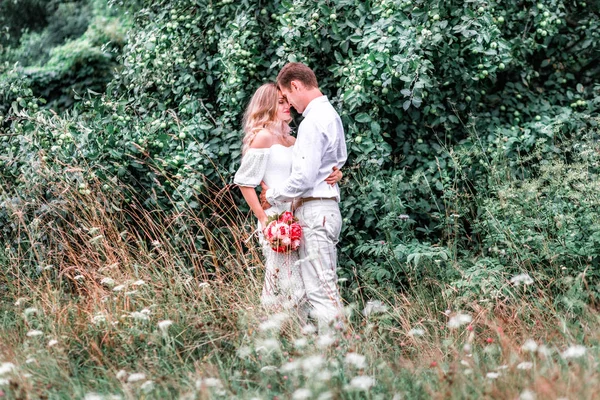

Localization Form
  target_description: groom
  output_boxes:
[260,62,347,330]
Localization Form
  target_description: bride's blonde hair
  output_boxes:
[241,82,291,155]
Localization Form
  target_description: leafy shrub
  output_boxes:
[0,0,599,299]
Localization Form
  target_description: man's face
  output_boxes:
[280,83,304,113]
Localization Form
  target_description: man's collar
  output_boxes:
[302,95,328,117]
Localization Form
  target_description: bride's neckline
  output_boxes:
[270,143,294,149]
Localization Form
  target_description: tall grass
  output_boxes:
[0,170,598,399]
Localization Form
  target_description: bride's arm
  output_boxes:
[239,186,268,230]
[325,166,343,185]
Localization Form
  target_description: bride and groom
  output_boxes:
[234,62,347,330]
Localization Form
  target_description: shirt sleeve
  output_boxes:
[266,119,325,205]
[233,148,270,188]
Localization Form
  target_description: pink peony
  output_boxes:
[279,211,295,224]
[290,223,302,240]
[276,222,290,239]
[265,222,277,240]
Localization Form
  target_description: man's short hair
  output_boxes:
[277,62,319,90]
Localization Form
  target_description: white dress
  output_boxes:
[234,144,306,311]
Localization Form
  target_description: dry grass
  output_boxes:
[0,176,598,399]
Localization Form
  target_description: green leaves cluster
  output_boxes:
[0,0,599,300]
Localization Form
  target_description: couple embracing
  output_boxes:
[234,62,347,331]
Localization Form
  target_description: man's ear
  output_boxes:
[290,80,302,92]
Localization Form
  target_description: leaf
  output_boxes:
[370,121,381,135]
[355,113,371,123]
[576,83,584,93]
[401,89,412,97]
[403,100,411,111]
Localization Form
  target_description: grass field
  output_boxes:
[0,181,598,400]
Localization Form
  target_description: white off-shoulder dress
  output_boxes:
[234,144,306,312]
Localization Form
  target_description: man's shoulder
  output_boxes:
[303,101,341,124]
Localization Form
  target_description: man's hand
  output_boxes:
[259,181,272,210]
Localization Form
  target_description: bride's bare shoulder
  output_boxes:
[249,129,274,149]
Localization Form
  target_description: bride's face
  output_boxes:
[276,91,291,123]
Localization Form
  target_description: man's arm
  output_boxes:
[265,120,325,205]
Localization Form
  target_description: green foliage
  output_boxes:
[0,0,599,302]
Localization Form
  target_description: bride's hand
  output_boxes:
[325,166,343,186]
[258,216,268,233]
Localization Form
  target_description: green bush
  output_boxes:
[1,0,599,300]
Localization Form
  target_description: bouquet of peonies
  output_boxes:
[263,211,302,253]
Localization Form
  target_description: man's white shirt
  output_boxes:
[265,95,347,205]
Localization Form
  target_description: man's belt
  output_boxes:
[292,196,337,211]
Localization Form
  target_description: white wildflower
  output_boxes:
[132,280,146,286]
[255,338,280,354]
[517,362,533,370]
[460,360,470,367]
[463,343,472,353]
[0,363,16,376]
[127,373,146,383]
[408,328,425,337]
[91,313,106,324]
[83,393,104,400]
[116,370,128,380]
[125,291,138,296]
[26,329,43,337]
[510,273,534,286]
[519,389,536,400]
[198,282,210,288]
[497,365,509,370]
[315,370,332,381]
[280,360,300,373]
[348,375,375,390]
[448,313,472,329]
[317,391,333,400]
[48,339,58,347]
[344,352,367,369]
[317,334,336,348]
[463,368,473,375]
[561,345,586,359]
[259,313,289,332]
[362,300,388,317]
[140,380,155,393]
[74,275,85,281]
[292,388,312,400]
[196,377,223,389]
[236,345,251,359]
[522,339,538,353]
[294,338,308,349]
[24,307,38,317]
[0,378,9,385]
[100,277,115,287]
[14,297,27,306]
[301,324,317,335]
[537,344,552,357]
[112,285,125,292]
[130,310,150,321]
[486,372,500,379]
[158,320,173,332]
[260,365,278,375]
[25,358,35,364]
[302,355,325,373]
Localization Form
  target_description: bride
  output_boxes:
[234,82,342,312]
